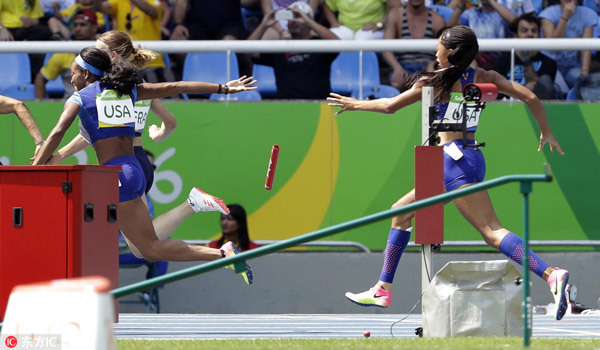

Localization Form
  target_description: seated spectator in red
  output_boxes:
[47,0,106,40]
[209,204,260,252]
[248,2,339,99]
[35,9,99,98]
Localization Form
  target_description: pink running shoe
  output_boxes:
[187,187,230,215]
[220,241,253,285]
[547,267,569,320]
[345,285,392,308]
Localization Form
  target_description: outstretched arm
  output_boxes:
[327,83,422,115]
[49,134,90,164]
[0,96,44,157]
[147,99,177,143]
[485,69,564,155]
[136,76,257,100]
[32,102,81,165]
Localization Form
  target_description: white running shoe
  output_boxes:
[547,267,569,321]
[187,187,230,215]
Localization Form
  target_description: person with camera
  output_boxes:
[448,0,517,70]
[328,25,570,321]
[248,1,340,99]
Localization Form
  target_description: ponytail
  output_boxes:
[406,25,479,102]
[100,61,139,97]
[130,47,158,69]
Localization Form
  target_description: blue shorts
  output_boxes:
[104,155,146,202]
[134,146,154,194]
[443,139,486,192]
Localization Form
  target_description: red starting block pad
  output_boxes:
[414,146,444,244]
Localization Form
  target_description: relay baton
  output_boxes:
[265,145,280,190]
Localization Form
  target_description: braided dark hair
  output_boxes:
[407,25,479,102]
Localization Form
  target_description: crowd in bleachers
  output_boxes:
[1,0,599,100]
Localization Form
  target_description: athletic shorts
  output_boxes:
[134,146,154,194]
[103,155,146,202]
[443,139,486,192]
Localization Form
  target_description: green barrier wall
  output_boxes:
[2,101,597,250]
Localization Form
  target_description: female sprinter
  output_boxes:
[328,25,569,320]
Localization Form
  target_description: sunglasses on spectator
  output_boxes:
[126,13,132,30]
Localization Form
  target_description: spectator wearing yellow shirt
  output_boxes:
[322,0,401,40]
[0,0,53,81]
[48,0,106,39]
[34,9,99,98]
[94,0,174,83]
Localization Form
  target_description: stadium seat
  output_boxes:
[351,84,400,100]
[427,5,453,23]
[209,89,262,101]
[182,52,240,100]
[330,51,381,96]
[0,53,35,99]
[252,64,277,97]
[43,54,66,98]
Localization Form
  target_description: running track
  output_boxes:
[113,313,600,340]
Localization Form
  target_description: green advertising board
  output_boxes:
[2,101,597,250]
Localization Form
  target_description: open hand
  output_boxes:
[539,134,564,155]
[327,93,358,115]
[225,75,258,93]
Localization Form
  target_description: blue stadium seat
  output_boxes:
[252,64,277,97]
[351,84,400,100]
[181,53,240,99]
[330,52,381,96]
[427,5,453,24]
[43,54,66,98]
[209,90,262,101]
[0,53,35,99]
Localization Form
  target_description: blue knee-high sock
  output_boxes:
[379,228,412,283]
[499,232,549,278]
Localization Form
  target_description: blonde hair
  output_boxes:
[97,30,158,69]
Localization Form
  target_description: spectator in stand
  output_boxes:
[259,0,319,39]
[169,0,250,77]
[539,0,597,89]
[0,0,53,82]
[494,13,558,100]
[35,9,99,98]
[323,0,401,40]
[39,0,73,29]
[159,0,172,39]
[94,0,175,83]
[169,0,247,40]
[448,0,517,70]
[209,204,260,252]
[383,0,446,91]
[47,0,106,40]
[505,0,540,15]
[248,1,339,99]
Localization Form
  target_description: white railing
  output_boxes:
[1,38,599,53]
[2,38,597,99]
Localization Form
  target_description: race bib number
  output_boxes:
[441,92,482,129]
[134,99,152,132]
[96,90,135,128]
